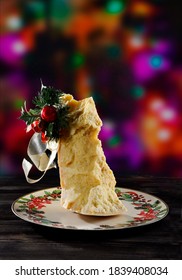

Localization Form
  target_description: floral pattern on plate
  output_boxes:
[12,187,169,230]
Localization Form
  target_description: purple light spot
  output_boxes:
[0,34,26,65]
[132,52,171,82]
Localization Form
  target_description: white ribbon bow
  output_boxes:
[22,133,59,183]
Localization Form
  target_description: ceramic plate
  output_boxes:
[12,187,169,230]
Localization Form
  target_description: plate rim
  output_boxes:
[11,186,169,231]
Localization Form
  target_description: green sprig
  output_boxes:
[19,103,40,125]
[19,86,70,141]
[33,87,64,108]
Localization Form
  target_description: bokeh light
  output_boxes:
[150,55,163,68]
[0,0,182,177]
[5,15,23,31]
[131,86,145,99]
[105,0,125,14]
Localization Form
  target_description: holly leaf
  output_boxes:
[19,102,40,125]
[19,108,38,125]
[121,193,132,201]
[53,189,61,194]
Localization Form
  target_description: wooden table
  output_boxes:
[0,173,181,260]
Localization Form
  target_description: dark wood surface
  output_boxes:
[0,173,181,260]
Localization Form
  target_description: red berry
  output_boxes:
[41,105,57,122]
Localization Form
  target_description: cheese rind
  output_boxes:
[58,95,126,215]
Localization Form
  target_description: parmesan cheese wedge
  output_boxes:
[58,94,126,216]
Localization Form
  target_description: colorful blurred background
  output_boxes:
[0,0,182,177]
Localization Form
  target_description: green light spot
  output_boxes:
[72,53,85,68]
[14,98,24,109]
[150,55,163,68]
[105,0,125,14]
[131,86,145,99]
[108,135,121,147]
[51,0,71,22]
[27,1,45,19]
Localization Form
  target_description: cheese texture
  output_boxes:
[58,94,126,216]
